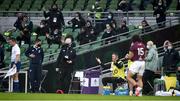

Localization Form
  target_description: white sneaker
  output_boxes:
[129,90,133,96]
[135,87,142,96]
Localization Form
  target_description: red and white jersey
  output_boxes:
[130,42,146,61]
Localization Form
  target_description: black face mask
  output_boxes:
[52,8,57,11]
[37,44,41,47]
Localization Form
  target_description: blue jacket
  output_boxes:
[25,46,44,64]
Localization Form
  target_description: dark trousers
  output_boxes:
[58,67,73,93]
[29,64,42,92]
[143,70,155,95]
[102,77,125,91]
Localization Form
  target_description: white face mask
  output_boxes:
[40,25,44,28]
[147,45,150,49]
[108,15,112,19]
[158,3,162,6]
[168,46,172,50]
[64,38,72,45]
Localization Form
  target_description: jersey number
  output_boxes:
[137,48,144,56]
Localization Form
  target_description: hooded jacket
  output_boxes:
[145,45,159,72]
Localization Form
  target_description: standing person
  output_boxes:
[56,36,76,93]
[43,4,65,33]
[0,41,5,69]
[8,38,21,92]
[143,41,159,95]
[162,40,180,76]
[125,35,146,96]
[153,0,166,28]
[177,0,180,10]
[96,53,126,92]
[14,13,24,31]
[25,39,44,92]
[16,15,33,47]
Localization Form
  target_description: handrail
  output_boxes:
[45,19,180,56]
[87,41,180,72]
[1,17,179,70]
[23,19,180,70]
[0,10,180,14]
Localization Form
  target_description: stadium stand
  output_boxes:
[0,0,179,11]
[0,0,180,94]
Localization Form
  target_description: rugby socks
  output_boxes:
[13,80,19,92]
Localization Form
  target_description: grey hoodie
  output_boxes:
[145,45,159,72]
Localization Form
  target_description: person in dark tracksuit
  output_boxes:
[0,42,4,69]
[25,39,44,92]
[56,36,76,93]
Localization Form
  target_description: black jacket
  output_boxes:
[68,17,86,31]
[77,31,96,45]
[154,5,166,22]
[56,44,76,68]
[36,26,49,36]
[25,46,44,64]
[162,48,180,72]
[44,10,65,29]
[0,46,4,64]
[116,25,129,36]
[14,17,23,30]
[102,30,116,44]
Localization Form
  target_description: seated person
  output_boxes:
[36,20,49,39]
[116,20,129,36]
[46,28,61,47]
[141,20,152,34]
[68,12,86,32]
[102,24,116,44]
[96,52,126,92]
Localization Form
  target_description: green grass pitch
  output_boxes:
[0,93,180,101]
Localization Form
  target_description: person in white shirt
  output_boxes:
[8,38,21,92]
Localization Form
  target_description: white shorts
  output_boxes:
[129,61,145,76]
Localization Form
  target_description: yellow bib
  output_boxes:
[111,61,125,79]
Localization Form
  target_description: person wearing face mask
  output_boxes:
[56,36,76,93]
[162,40,180,76]
[177,0,180,10]
[25,39,44,93]
[43,4,65,34]
[153,0,166,28]
[143,41,159,95]
[104,12,117,30]
[116,20,129,36]
[36,20,50,39]
[16,15,33,47]
[117,0,129,12]
[102,24,116,44]
[68,12,86,32]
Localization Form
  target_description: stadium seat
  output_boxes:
[0,0,11,11]
[43,0,54,10]
[74,0,85,11]
[20,0,33,11]
[31,0,43,11]
[63,0,72,11]
[99,0,107,10]
[109,0,118,10]
[9,0,22,11]
[21,44,29,54]
[86,0,96,11]
[56,0,64,9]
